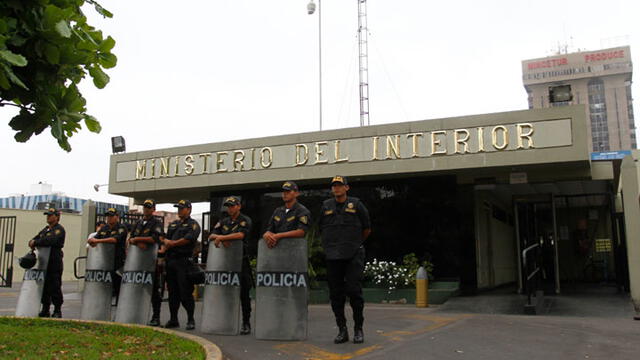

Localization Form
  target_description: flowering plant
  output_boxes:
[363,253,434,290]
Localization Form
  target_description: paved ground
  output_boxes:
[1,282,639,360]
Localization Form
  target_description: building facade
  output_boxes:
[105,106,640,307]
[522,46,635,152]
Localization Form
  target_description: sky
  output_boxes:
[1,0,638,214]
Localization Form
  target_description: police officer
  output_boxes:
[162,199,201,330]
[208,196,253,335]
[28,207,65,318]
[319,176,371,344]
[263,181,311,248]
[88,208,128,301]
[127,199,165,326]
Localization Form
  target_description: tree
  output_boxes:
[0,0,116,151]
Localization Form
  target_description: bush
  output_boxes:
[363,253,434,290]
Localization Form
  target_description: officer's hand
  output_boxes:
[158,245,167,254]
[28,240,35,249]
[128,237,137,245]
[222,240,231,248]
[137,242,147,250]
[213,238,221,248]
[208,233,217,241]
[162,239,172,248]
[87,238,97,247]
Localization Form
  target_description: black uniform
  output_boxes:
[95,222,128,298]
[320,196,371,329]
[212,214,253,324]
[129,217,164,318]
[266,201,311,234]
[165,217,201,322]
[32,223,65,312]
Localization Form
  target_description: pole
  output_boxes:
[318,0,323,131]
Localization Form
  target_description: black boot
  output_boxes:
[185,318,195,330]
[38,306,50,318]
[240,322,251,335]
[164,319,180,328]
[51,308,62,318]
[148,316,160,327]
[353,327,364,344]
[334,326,349,344]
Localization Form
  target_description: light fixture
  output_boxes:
[111,136,126,154]
[307,0,316,14]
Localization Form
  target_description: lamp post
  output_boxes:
[307,0,322,131]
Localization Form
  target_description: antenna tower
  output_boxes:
[357,0,370,126]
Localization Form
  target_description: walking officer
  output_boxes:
[262,181,311,248]
[28,207,65,318]
[162,199,201,330]
[127,199,165,326]
[208,196,253,334]
[319,176,371,344]
[88,208,128,301]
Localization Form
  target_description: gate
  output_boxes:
[95,213,164,231]
[0,216,17,287]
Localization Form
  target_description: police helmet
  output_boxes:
[18,251,37,269]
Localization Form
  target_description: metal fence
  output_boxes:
[0,216,17,287]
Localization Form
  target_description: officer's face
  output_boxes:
[178,207,191,219]
[106,215,118,226]
[46,214,59,225]
[143,206,154,217]
[282,190,298,203]
[331,183,349,197]
[226,204,241,217]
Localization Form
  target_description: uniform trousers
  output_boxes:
[240,258,252,324]
[326,247,365,328]
[41,270,63,310]
[166,257,195,321]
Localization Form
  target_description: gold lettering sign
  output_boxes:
[295,144,309,166]
[126,122,546,181]
[314,141,329,164]
[260,147,273,168]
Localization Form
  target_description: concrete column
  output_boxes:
[620,150,640,311]
[77,200,96,291]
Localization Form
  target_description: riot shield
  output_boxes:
[15,247,51,317]
[80,243,115,321]
[255,237,308,340]
[114,243,157,324]
[201,240,243,334]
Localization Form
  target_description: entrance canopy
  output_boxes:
[109,106,593,203]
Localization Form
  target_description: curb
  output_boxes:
[4,316,222,360]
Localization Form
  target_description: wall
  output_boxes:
[474,191,517,289]
[621,151,640,310]
[0,208,83,283]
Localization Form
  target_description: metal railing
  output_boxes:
[522,242,541,307]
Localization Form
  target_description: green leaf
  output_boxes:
[44,44,60,64]
[84,115,102,133]
[1,64,28,89]
[88,66,109,89]
[98,52,117,68]
[51,119,63,139]
[93,3,114,18]
[98,36,115,52]
[55,20,72,38]
[0,49,27,66]
[0,71,9,89]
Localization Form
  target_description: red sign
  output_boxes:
[584,50,625,63]
[527,57,568,70]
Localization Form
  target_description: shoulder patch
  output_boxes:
[299,216,308,224]
[240,221,247,227]
[192,223,198,230]
[155,227,162,234]
[54,229,61,235]
[119,228,125,234]
[274,216,281,221]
